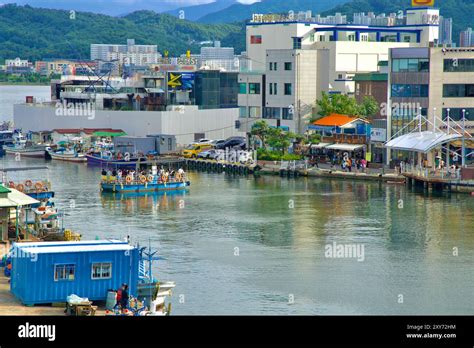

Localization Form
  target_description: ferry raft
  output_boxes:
[101,172,190,193]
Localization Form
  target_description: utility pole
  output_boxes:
[461,109,466,167]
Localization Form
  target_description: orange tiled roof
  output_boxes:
[312,114,360,127]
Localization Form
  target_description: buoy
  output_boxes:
[125,175,133,184]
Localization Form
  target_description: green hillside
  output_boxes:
[198,0,348,23]
[0,4,244,62]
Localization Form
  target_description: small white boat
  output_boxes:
[47,147,87,162]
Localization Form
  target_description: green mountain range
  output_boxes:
[0,4,244,62]
[197,0,348,23]
[0,1,472,63]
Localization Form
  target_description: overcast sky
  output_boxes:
[5,0,261,15]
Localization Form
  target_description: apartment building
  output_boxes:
[238,7,441,133]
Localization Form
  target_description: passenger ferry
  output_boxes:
[100,170,190,193]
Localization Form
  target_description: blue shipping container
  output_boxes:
[10,240,139,305]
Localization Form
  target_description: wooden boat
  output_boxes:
[47,147,87,162]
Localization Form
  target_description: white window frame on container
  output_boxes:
[54,263,76,282]
[91,262,112,280]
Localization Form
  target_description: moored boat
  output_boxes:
[100,170,190,193]
[47,147,87,162]
[3,131,46,158]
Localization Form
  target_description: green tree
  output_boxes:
[315,92,379,121]
[250,120,270,148]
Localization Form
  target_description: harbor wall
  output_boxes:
[13,104,245,145]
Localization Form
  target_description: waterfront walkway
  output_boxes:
[0,272,106,315]
[259,161,405,182]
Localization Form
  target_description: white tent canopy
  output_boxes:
[325,144,365,151]
[311,142,332,149]
[385,131,462,153]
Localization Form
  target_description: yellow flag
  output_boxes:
[412,0,434,6]
[186,50,191,58]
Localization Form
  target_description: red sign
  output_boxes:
[250,35,262,44]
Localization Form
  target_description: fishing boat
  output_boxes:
[46,147,87,162]
[3,131,46,158]
[86,152,146,168]
[100,171,190,193]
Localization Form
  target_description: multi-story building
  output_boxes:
[238,7,441,134]
[460,28,474,47]
[386,46,474,165]
[5,58,33,74]
[35,59,97,76]
[199,41,239,72]
[90,39,161,66]
[438,16,453,46]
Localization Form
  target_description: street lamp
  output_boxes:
[461,109,466,167]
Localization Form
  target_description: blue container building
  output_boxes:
[10,240,139,305]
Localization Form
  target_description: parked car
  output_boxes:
[182,143,213,158]
[197,149,223,160]
[215,137,246,150]
[194,138,212,144]
[210,139,225,147]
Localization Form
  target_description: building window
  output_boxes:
[284,83,292,95]
[91,262,112,279]
[310,33,315,42]
[239,106,247,118]
[239,83,247,94]
[284,62,292,71]
[444,59,474,72]
[319,35,326,42]
[269,83,277,95]
[443,84,474,98]
[391,84,429,98]
[263,107,281,119]
[442,108,474,121]
[168,138,172,151]
[392,58,429,72]
[282,107,293,120]
[293,37,302,50]
[54,264,75,281]
[248,83,260,94]
[250,35,262,44]
[249,106,261,118]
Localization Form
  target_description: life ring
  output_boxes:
[147,175,154,183]
[16,183,25,192]
[34,182,43,191]
[139,175,147,184]
[125,175,133,184]
[162,173,169,183]
[25,180,33,187]
[8,181,15,188]
[176,173,181,181]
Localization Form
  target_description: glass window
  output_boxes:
[310,33,315,42]
[248,83,260,94]
[293,37,302,49]
[282,107,293,120]
[284,83,292,95]
[419,59,429,72]
[263,107,281,119]
[443,84,474,97]
[391,84,428,98]
[269,83,273,95]
[249,106,261,118]
[444,59,474,72]
[239,106,247,118]
[392,59,400,72]
[399,59,408,71]
[54,264,75,281]
[239,83,246,94]
[91,262,112,279]
[284,62,292,71]
[442,108,474,121]
[408,59,419,72]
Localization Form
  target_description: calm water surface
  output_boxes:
[0,85,50,121]
[1,86,473,315]
[2,156,473,315]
